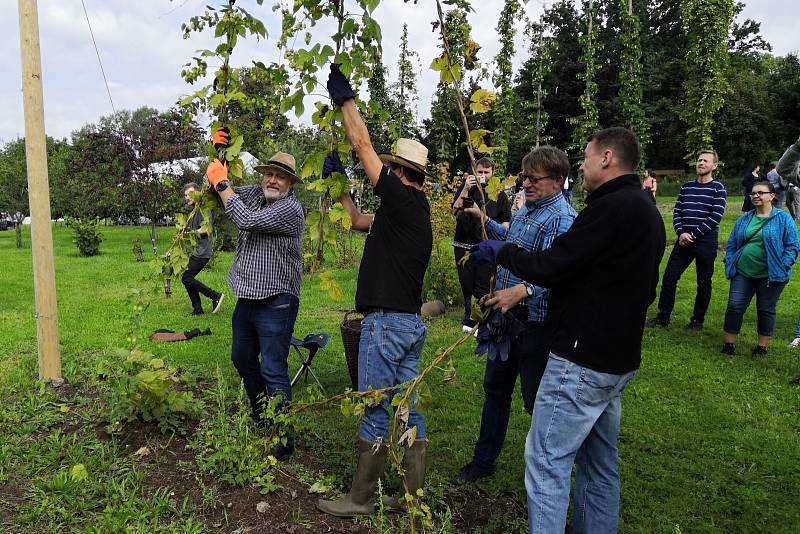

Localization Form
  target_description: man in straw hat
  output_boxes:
[315,64,433,518]
[205,131,305,461]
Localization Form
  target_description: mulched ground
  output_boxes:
[0,382,527,533]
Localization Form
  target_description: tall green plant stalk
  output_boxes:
[681,0,735,160]
[492,0,521,178]
[524,17,553,148]
[619,0,650,166]
[568,0,601,159]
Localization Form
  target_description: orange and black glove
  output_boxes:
[212,127,230,150]
[206,159,229,189]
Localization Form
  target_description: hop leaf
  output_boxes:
[469,89,496,114]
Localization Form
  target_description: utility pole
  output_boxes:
[18,0,62,382]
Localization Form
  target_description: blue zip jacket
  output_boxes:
[724,208,800,282]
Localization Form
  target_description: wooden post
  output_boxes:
[18,0,62,381]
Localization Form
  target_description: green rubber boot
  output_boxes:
[383,439,428,512]
[316,438,388,518]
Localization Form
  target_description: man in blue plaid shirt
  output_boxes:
[451,145,576,485]
[206,135,305,461]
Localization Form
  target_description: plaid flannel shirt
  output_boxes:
[486,193,576,322]
[225,185,305,299]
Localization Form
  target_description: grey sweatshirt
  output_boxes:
[777,137,800,185]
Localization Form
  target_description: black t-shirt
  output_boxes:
[355,167,433,314]
[452,180,511,244]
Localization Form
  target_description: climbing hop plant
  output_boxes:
[568,0,601,159]
[681,0,735,160]
[618,0,650,165]
[524,16,553,149]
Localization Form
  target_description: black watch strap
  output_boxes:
[215,180,230,192]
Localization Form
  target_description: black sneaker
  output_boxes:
[270,442,294,461]
[720,342,736,356]
[751,345,768,357]
[191,309,204,316]
[645,316,669,328]
[211,293,225,314]
[450,460,496,486]
[685,319,703,331]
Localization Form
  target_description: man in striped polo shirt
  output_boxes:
[647,149,727,330]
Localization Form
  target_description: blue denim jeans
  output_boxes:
[231,294,299,441]
[357,311,427,443]
[472,320,550,468]
[526,354,635,534]
[723,275,786,336]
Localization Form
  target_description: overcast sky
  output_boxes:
[2,0,797,144]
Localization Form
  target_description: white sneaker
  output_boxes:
[212,293,225,314]
[461,325,474,334]
[788,337,800,348]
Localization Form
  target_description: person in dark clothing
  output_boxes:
[316,64,433,518]
[741,163,761,212]
[452,157,511,331]
[469,127,665,533]
[181,183,224,315]
[646,149,727,330]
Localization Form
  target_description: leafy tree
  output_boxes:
[0,137,71,247]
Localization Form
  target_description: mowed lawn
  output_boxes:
[1,194,799,533]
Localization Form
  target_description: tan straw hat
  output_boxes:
[378,138,431,177]
[253,152,301,182]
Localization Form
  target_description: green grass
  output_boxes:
[1,196,799,533]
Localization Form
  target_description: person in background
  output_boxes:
[642,168,658,203]
[741,163,761,212]
[452,158,512,333]
[777,133,800,185]
[765,162,786,209]
[646,149,727,331]
[721,181,799,356]
[181,182,224,316]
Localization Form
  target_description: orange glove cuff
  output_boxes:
[207,159,229,188]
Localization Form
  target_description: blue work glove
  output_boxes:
[322,151,347,179]
[468,240,509,266]
[327,64,356,106]
[475,309,525,362]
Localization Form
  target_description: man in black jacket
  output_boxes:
[470,127,666,533]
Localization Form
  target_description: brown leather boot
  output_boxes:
[316,438,388,517]
[383,439,428,512]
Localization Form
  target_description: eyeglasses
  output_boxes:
[749,191,774,197]
[520,173,557,183]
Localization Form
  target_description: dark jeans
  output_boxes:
[231,294,299,443]
[182,255,219,312]
[454,246,493,325]
[723,275,787,336]
[473,319,551,467]
[657,239,717,323]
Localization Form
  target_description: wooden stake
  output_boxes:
[18,0,62,381]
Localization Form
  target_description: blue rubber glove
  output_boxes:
[327,64,356,106]
[468,240,509,266]
[322,151,346,179]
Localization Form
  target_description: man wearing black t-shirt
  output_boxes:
[452,157,511,331]
[316,64,433,518]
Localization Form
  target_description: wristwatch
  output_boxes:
[523,282,535,298]
[215,180,230,192]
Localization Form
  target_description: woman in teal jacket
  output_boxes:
[722,181,800,356]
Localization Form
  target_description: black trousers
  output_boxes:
[657,239,718,322]
[454,246,494,324]
[182,255,219,312]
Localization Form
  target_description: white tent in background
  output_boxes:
[146,151,261,177]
